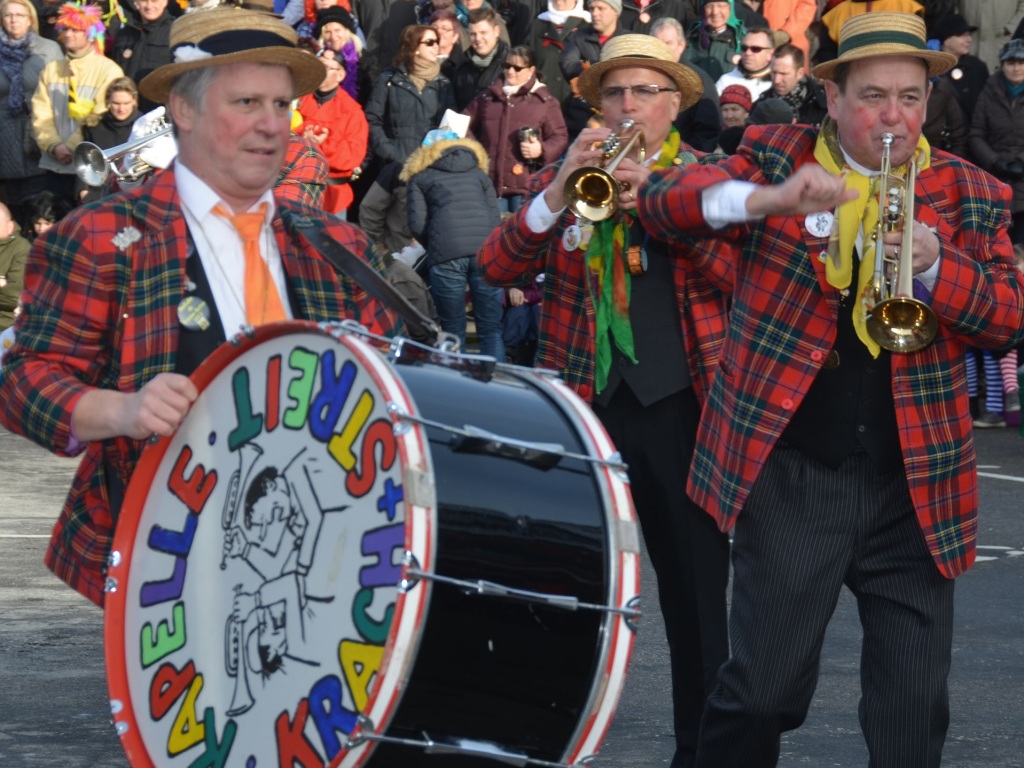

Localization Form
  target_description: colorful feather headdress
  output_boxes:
[55,2,106,54]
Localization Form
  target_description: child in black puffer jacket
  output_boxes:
[402,131,504,358]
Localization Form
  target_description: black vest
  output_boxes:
[174,239,229,377]
[593,231,691,408]
[780,253,902,471]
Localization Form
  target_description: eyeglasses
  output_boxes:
[420,38,439,46]
[599,84,678,102]
[504,63,529,72]
[740,44,769,53]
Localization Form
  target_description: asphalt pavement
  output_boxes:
[1,423,1022,767]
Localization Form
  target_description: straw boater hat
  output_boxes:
[138,7,325,105]
[812,12,956,81]
[577,34,704,112]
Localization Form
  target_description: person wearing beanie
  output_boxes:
[30,1,123,207]
[969,37,1024,241]
[932,13,989,132]
[313,5,364,101]
[718,81,751,125]
[684,0,747,81]
[714,25,776,100]
[641,11,1024,766]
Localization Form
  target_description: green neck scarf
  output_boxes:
[586,127,694,394]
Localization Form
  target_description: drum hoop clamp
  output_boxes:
[400,553,641,621]
[346,714,599,766]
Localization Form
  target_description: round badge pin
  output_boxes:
[178,295,211,331]
[563,224,582,251]
[805,211,835,238]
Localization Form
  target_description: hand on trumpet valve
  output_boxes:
[881,222,939,274]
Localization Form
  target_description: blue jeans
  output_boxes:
[428,257,505,360]
[498,195,524,214]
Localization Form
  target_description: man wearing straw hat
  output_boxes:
[479,34,731,768]
[0,6,397,608]
[638,11,1024,766]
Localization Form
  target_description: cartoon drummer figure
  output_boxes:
[221,446,346,712]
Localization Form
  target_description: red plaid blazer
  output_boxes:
[0,166,396,605]
[640,124,1024,578]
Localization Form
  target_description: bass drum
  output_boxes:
[105,321,639,768]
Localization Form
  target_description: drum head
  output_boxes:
[105,322,436,768]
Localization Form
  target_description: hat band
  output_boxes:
[838,29,926,58]
[172,29,296,58]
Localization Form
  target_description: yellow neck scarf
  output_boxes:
[813,118,930,356]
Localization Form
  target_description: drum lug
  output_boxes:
[104,576,119,593]
[107,550,122,568]
[623,595,642,634]
[399,551,422,592]
[386,401,414,436]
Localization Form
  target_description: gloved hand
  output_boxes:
[991,154,1024,181]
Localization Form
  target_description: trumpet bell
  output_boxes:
[73,142,112,187]
[564,166,618,222]
[866,296,939,353]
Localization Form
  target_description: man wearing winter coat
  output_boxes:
[452,7,511,109]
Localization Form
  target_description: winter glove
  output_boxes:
[991,154,1024,181]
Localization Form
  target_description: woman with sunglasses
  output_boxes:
[365,23,455,166]
[462,45,568,213]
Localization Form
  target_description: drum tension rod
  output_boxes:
[346,715,599,766]
[401,554,641,621]
[387,404,629,473]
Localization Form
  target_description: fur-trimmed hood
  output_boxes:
[400,137,491,181]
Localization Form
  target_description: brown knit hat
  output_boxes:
[812,12,956,81]
[577,34,704,111]
[138,7,325,104]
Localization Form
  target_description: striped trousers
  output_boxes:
[694,445,955,768]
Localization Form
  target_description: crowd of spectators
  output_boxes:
[2,0,1024,369]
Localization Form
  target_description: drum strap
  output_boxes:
[282,209,443,346]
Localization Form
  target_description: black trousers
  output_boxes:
[695,445,955,768]
[593,385,731,768]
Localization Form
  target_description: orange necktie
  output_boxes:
[213,202,287,325]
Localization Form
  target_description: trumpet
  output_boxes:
[563,119,646,222]
[73,118,174,187]
[864,132,938,353]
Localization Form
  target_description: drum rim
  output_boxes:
[506,369,640,764]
